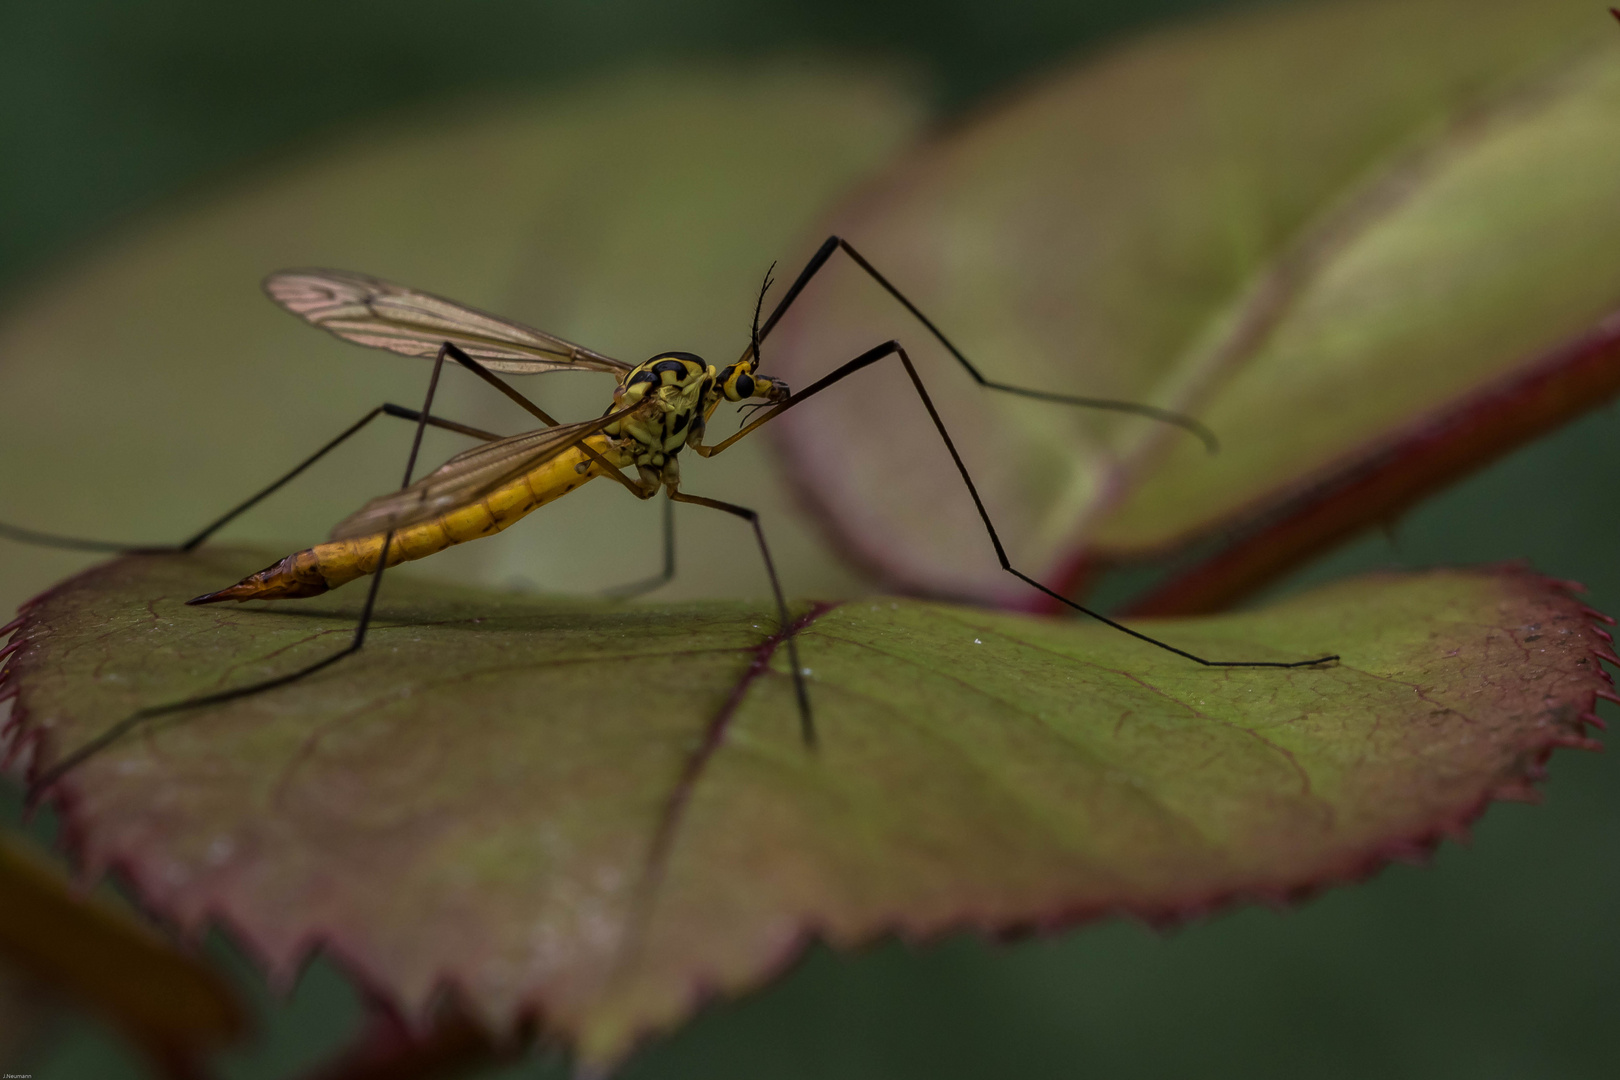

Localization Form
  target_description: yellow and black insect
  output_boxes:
[4,237,1337,781]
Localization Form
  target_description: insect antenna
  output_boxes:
[750,261,776,373]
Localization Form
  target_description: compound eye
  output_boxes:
[732,372,756,399]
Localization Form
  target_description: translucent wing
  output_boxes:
[329,404,637,540]
[265,269,632,375]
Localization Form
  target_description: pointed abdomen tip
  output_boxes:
[183,554,331,604]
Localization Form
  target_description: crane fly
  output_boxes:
[3,236,1338,788]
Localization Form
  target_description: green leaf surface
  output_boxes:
[765,0,1620,607]
[3,549,1608,1067]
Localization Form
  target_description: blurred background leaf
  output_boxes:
[768,0,1620,609]
[2,0,1619,1077]
[0,830,244,1069]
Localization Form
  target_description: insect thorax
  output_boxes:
[604,350,790,482]
[606,352,714,469]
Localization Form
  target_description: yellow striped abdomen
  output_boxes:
[190,436,622,604]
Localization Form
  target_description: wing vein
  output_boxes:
[264,268,632,375]
[328,402,642,539]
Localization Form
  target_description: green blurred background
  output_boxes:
[3,0,1617,1076]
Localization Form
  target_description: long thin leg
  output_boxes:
[743,236,1217,453]
[0,403,499,555]
[702,340,1337,670]
[4,340,645,557]
[31,347,456,793]
[668,489,815,745]
[7,335,645,555]
[601,495,676,599]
